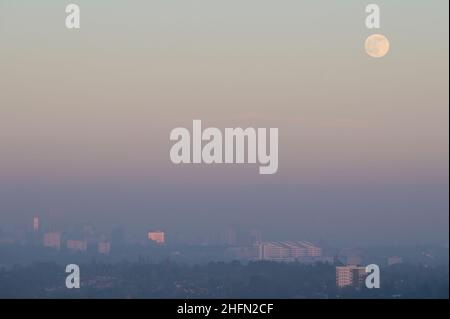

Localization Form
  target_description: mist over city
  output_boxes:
[0,0,448,303]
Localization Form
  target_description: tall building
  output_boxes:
[33,217,39,232]
[249,229,262,245]
[148,231,165,245]
[221,228,237,246]
[336,265,367,288]
[43,232,61,250]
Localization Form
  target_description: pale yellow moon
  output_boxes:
[365,34,390,58]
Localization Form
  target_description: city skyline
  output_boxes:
[1,215,447,264]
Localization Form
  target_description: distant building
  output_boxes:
[258,241,322,261]
[346,256,362,266]
[259,242,291,260]
[388,256,403,266]
[297,241,322,257]
[33,217,39,232]
[148,231,165,245]
[336,265,367,288]
[339,248,362,265]
[98,242,111,255]
[249,229,262,245]
[43,232,61,250]
[220,228,237,246]
[67,239,88,252]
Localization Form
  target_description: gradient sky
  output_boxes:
[0,1,448,244]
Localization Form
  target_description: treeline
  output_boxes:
[0,261,447,298]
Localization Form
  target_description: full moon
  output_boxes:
[365,34,390,58]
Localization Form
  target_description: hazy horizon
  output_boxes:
[0,1,448,246]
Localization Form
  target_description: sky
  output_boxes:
[0,1,448,245]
